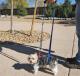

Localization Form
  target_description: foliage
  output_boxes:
[56,0,74,18]
[56,5,63,17]
[45,0,75,18]
[17,5,28,16]
[45,3,57,17]
[6,0,28,16]
[6,0,28,8]
[62,0,72,18]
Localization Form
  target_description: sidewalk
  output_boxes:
[0,21,79,76]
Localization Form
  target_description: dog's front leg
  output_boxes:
[49,62,58,76]
[33,64,39,75]
[51,65,58,76]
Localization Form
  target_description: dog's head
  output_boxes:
[28,53,38,64]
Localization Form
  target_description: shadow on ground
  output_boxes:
[13,63,55,75]
[0,41,54,55]
[0,41,73,74]
[13,63,34,73]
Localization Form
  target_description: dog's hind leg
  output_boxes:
[51,65,58,76]
[33,64,39,75]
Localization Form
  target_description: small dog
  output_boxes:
[28,53,58,75]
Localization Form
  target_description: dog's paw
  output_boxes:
[33,71,38,76]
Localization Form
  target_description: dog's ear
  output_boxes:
[34,53,38,58]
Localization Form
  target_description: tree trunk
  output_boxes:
[30,0,38,35]
[10,0,13,33]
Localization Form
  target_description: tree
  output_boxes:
[45,0,57,17]
[6,0,28,8]
[17,5,28,16]
[0,2,8,15]
[6,0,28,33]
[56,5,63,18]
[62,0,72,18]
[30,0,38,35]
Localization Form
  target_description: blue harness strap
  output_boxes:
[47,50,52,64]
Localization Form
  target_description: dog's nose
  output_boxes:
[30,61,32,63]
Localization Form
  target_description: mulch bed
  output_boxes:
[0,30,50,44]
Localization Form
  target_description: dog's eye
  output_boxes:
[28,58,30,60]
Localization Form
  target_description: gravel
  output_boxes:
[0,30,50,44]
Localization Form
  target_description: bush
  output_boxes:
[45,3,53,17]
[17,6,28,16]
[45,3,56,17]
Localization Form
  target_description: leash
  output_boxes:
[48,9,55,63]
[47,1,56,64]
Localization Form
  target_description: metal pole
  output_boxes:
[40,1,46,50]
